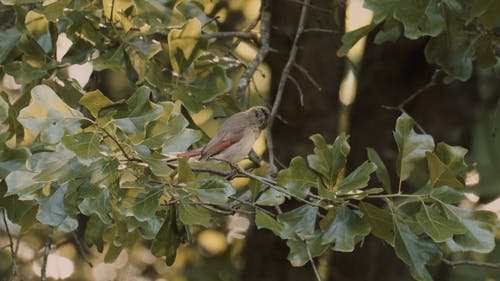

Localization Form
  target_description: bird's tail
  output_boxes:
[164,148,202,162]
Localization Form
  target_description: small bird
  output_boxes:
[168,106,270,164]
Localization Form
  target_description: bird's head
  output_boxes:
[248,106,270,130]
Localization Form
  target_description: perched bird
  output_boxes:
[168,106,270,164]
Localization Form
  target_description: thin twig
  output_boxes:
[383,69,443,111]
[293,63,322,92]
[286,0,333,14]
[231,13,261,49]
[202,31,260,45]
[72,232,93,268]
[492,93,500,137]
[2,209,19,279]
[41,228,54,281]
[288,75,305,106]
[110,0,115,22]
[303,28,339,34]
[443,259,500,269]
[100,127,141,162]
[305,240,322,281]
[236,2,271,106]
[229,195,276,217]
[267,0,310,167]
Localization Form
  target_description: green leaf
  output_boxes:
[359,202,394,246]
[364,0,398,23]
[338,161,377,193]
[0,145,30,179]
[3,61,47,84]
[117,182,162,221]
[62,132,102,159]
[434,142,467,175]
[84,215,106,252]
[79,90,114,118]
[255,210,283,236]
[367,148,392,193]
[93,47,126,72]
[33,0,70,21]
[130,216,163,240]
[0,93,8,124]
[374,20,401,44]
[36,183,78,232]
[416,204,466,242]
[468,0,494,23]
[142,102,201,152]
[286,233,330,267]
[0,182,38,231]
[394,113,434,182]
[337,24,376,57]
[321,205,371,252]
[133,145,173,177]
[277,205,318,239]
[151,206,185,266]
[128,36,162,59]
[28,144,85,183]
[187,64,232,103]
[18,85,83,144]
[0,27,20,63]
[307,134,350,188]
[16,34,46,67]
[131,0,169,20]
[178,200,211,227]
[393,0,445,39]
[5,170,45,199]
[79,188,113,224]
[393,218,442,281]
[277,156,318,199]
[177,156,196,183]
[426,152,464,188]
[168,18,203,73]
[431,186,465,203]
[443,204,499,253]
[190,178,235,205]
[112,86,164,143]
[255,187,286,206]
[88,158,121,188]
[104,244,123,263]
[424,19,477,81]
[24,10,52,53]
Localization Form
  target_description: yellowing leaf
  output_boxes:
[168,18,202,73]
[18,85,83,144]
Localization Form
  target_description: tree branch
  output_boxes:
[383,69,443,111]
[288,75,305,106]
[304,239,322,281]
[2,209,19,279]
[267,0,310,167]
[293,63,322,92]
[236,1,271,106]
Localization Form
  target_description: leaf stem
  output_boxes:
[443,259,500,269]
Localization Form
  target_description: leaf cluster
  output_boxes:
[339,0,500,81]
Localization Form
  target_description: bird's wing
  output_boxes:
[200,128,244,160]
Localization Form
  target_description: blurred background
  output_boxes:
[1,0,499,280]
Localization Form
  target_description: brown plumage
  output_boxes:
[169,106,269,163]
